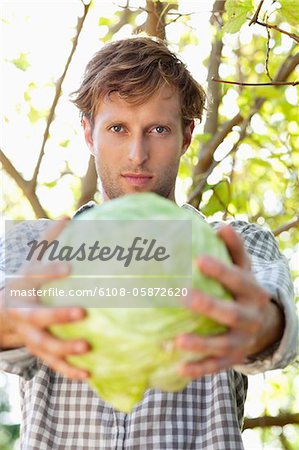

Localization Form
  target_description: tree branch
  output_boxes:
[194,113,243,175]
[279,432,293,450]
[188,114,249,204]
[248,0,299,43]
[31,2,91,188]
[254,20,299,44]
[108,6,139,36]
[145,0,167,39]
[204,0,224,137]
[77,155,98,208]
[211,78,298,86]
[265,17,273,81]
[0,149,30,194]
[243,413,299,429]
[273,51,299,81]
[2,4,92,217]
[248,0,264,26]
[188,1,225,207]
[273,216,299,236]
[187,51,299,207]
[0,149,47,217]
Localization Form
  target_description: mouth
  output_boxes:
[121,173,153,187]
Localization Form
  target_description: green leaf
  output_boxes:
[178,159,192,179]
[24,91,31,102]
[248,157,272,168]
[11,52,30,71]
[43,181,57,188]
[253,86,282,100]
[223,0,254,34]
[28,106,48,123]
[277,0,299,26]
[201,180,230,216]
[98,17,110,26]
[237,94,254,116]
[59,139,70,148]
[178,32,199,48]
[198,133,212,144]
[24,82,37,102]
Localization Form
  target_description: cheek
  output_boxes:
[156,136,183,160]
[95,147,123,174]
[93,136,113,158]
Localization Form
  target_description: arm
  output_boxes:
[175,223,298,378]
[0,220,90,380]
[232,221,298,373]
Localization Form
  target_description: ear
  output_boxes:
[181,120,195,156]
[82,117,94,155]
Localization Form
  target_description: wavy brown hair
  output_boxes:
[71,36,206,128]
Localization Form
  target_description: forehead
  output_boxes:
[95,85,182,122]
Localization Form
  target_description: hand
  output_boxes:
[2,219,90,380]
[175,224,284,379]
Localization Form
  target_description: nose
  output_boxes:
[128,135,149,165]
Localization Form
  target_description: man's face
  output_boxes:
[83,85,193,202]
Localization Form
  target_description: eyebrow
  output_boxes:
[103,119,178,128]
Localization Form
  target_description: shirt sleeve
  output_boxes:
[0,220,49,379]
[227,221,298,374]
[0,348,40,379]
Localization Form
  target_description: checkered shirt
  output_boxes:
[0,203,297,450]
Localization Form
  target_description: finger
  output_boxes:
[11,261,71,291]
[17,321,90,380]
[19,324,89,357]
[196,256,265,300]
[9,218,70,286]
[183,289,263,332]
[25,342,90,380]
[9,306,86,328]
[175,331,255,357]
[217,224,251,270]
[178,352,246,379]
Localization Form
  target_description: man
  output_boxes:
[0,37,298,449]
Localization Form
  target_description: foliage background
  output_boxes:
[1,1,298,449]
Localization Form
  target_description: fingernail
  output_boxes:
[75,342,88,353]
[69,308,83,319]
[75,370,89,379]
[175,335,186,348]
[200,256,214,268]
[80,372,89,379]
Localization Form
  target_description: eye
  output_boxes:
[152,126,169,134]
[110,125,124,133]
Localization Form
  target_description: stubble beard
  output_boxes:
[98,164,179,201]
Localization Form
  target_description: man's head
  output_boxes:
[72,36,206,202]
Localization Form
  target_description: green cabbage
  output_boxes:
[42,193,232,412]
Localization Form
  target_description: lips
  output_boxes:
[121,173,153,187]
